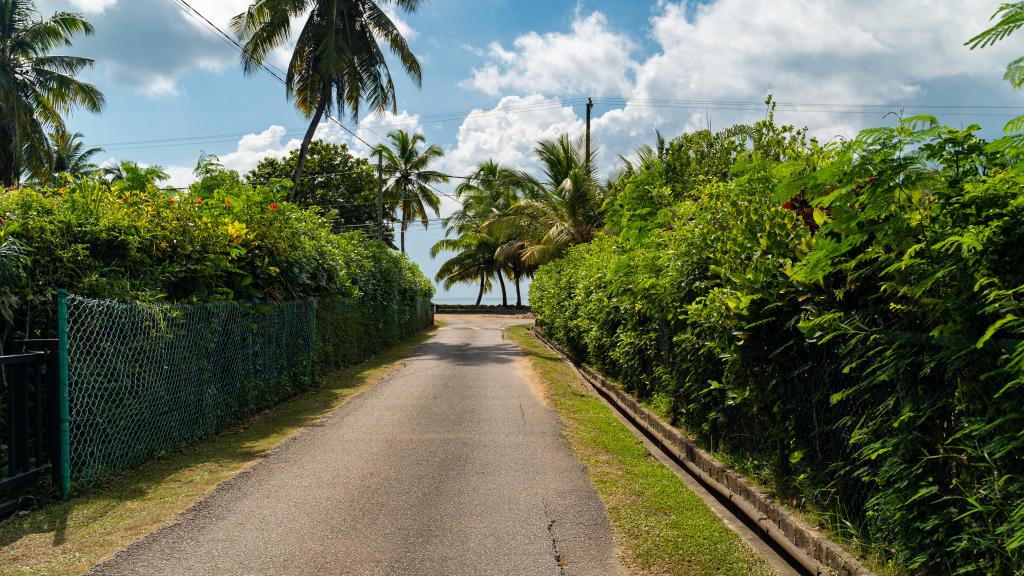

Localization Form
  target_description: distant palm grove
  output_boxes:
[2,0,1024,575]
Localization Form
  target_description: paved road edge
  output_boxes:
[530,326,875,576]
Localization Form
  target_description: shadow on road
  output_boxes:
[411,341,523,367]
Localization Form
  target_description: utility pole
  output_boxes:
[376,149,384,242]
[585,97,593,169]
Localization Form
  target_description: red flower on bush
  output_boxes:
[169,197,176,205]
[270,202,279,211]
[224,198,232,208]
[195,198,203,206]
[782,201,794,210]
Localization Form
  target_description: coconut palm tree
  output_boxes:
[103,161,169,191]
[444,160,524,307]
[373,130,446,253]
[431,231,500,307]
[487,134,605,266]
[232,0,423,188]
[48,129,102,180]
[0,0,105,187]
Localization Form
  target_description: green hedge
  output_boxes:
[0,162,435,487]
[0,164,433,335]
[532,117,1024,574]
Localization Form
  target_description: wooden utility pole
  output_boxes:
[376,149,384,242]
[585,97,593,168]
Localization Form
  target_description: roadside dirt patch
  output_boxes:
[516,352,551,405]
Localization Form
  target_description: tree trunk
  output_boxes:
[514,275,522,309]
[291,84,330,197]
[401,221,407,253]
[475,273,485,306]
[0,167,15,189]
[1,138,18,188]
[497,272,508,308]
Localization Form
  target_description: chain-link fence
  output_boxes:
[65,294,432,485]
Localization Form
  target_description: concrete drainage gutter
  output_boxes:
[531,327,875,576]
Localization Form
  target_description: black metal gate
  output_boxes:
[0,339,59,515]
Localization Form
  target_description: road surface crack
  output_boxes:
[544,504,568,575]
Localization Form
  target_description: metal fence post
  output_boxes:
[56,288,71,498]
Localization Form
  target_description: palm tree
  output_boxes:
[612,130,665,184]
[232,0,422,188]
[103,161,169,191]
[0,0,105,187]
[49,129,102,180]
[373,130,447,253]
[431,231,500,307]
[494,239,535,308]
[487,134,605,266]
[445,160,522,307]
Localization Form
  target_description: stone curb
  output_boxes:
[530,327,875,576]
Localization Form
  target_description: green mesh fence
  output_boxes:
[65,294,433,485]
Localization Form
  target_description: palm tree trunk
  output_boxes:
[514,275,522,309]
[475,273,485,306]
[3,122,20,188]
[291,84,330,196]
[497,272,508,308]
[401,221,407,253]
[0,164,15,188]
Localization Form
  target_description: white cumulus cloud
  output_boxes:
[68,0,117,13]
[463,11,636,97]
[450,1,1024,180]
[165,110,423,187]
[442,95,584,179]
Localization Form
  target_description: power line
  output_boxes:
[598,95,1024,109]
[95,99,585,151]
[97,93,1024,152]
[165,0,376,151]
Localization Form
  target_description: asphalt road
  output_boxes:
[90,315,626,576]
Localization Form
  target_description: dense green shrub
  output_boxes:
[0,163,432,339]
[1,163,433,488]
[532,116,1024,574]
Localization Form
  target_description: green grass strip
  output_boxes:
[506,325,777,576]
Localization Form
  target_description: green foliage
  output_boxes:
[436,160,528,307]
[967,3,1024,151]
[231,0,423,184]
[533,117,1024,574]
[0,0,105,186]
[487,134,605,266]
[0,168,432,340]
[42,128,103,183]
[373,129,447,253]
[246,141,386,237]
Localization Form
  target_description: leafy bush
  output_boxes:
[0,165,433,340]
[532,116,1024,574]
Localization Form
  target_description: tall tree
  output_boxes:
[373,129,446,253]
[47,128,102,181]
[0,0,104,187]
[247,141,386,237]
[488,134,605,266]
[443,160,523,307]
[232,0,423,188]
[431,231,499,307]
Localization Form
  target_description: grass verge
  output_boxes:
[506,325,777,576]
[0,327,435,576]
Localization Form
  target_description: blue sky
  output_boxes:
[36,0,1024,303]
